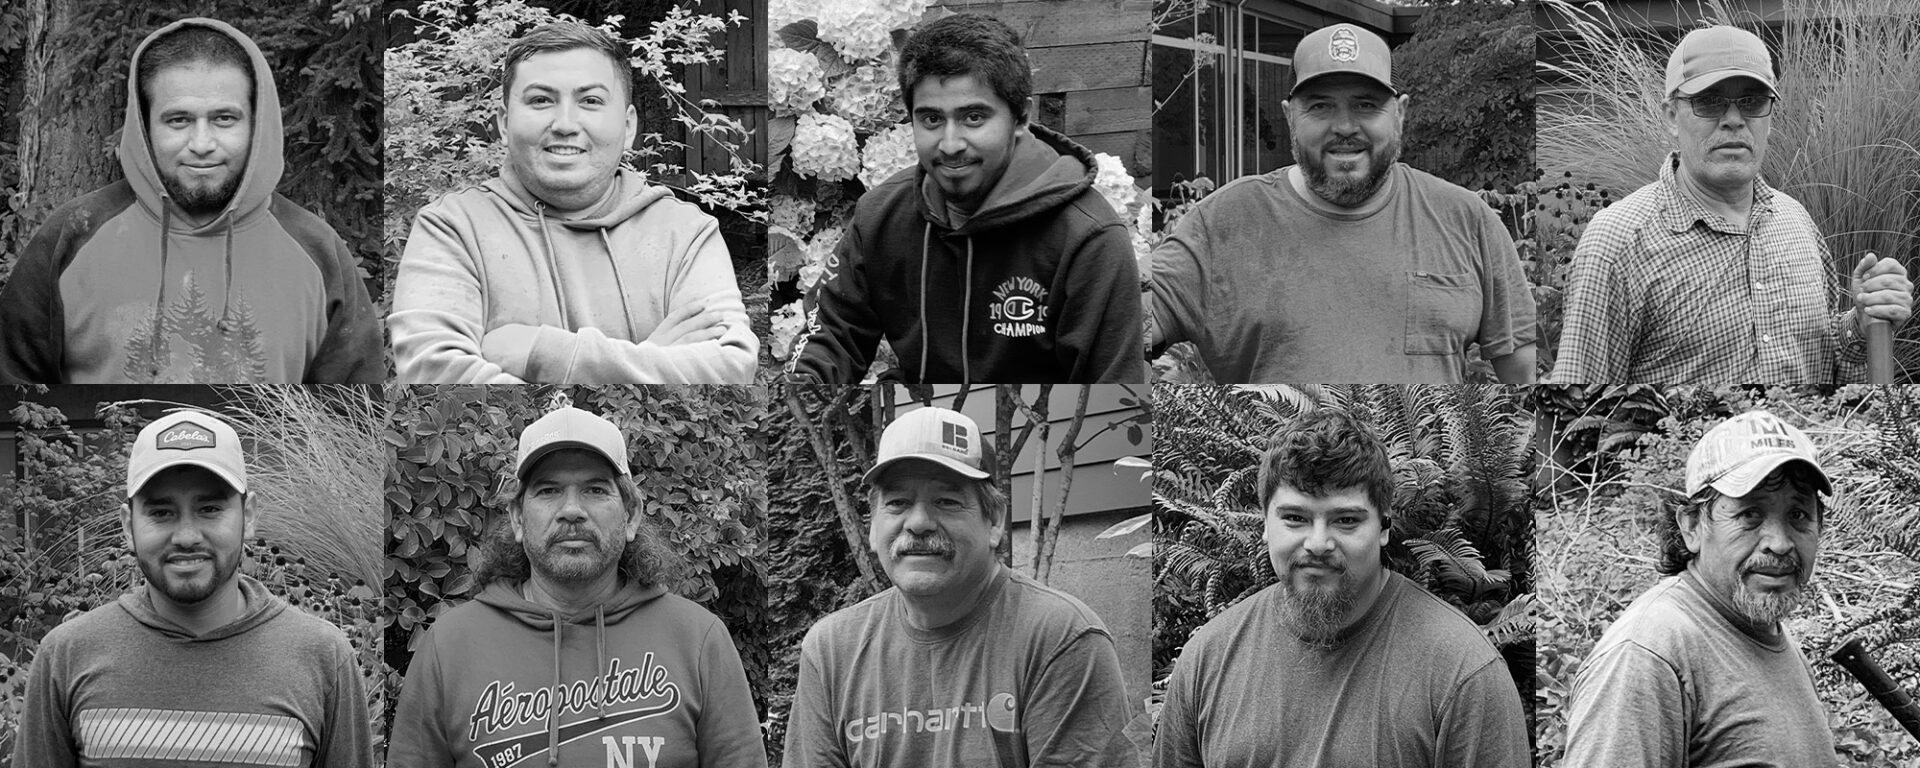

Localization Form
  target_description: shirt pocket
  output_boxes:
[1404,269,1481,355]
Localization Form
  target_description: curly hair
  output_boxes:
[474,471,680,588]
[898,13,1032,123]
[1655,462,1827,575]
[502,21,632,105]
[1257,409,1394,520]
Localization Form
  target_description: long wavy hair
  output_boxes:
[473,472,681,589]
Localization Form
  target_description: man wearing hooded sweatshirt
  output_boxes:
[0,19,381,384]
[389,406,766,768]
[389,22,757,384]
[16,410,373,767]
[789,14,1146,385]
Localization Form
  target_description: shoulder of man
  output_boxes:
[1380,571,1504,664]
[999,569,1111,635]
[1396,164,1500,211]
[1588,575,1699,657]
[1579,179,1671,246]
[265,193,358,274]
[799,587,900,649]
[1179,581,1280,658]
[24,180,143,266]
[36,596,144,652]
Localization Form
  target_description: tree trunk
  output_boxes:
[783,386,880,592]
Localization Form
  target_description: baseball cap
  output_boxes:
[1666,25,1776,97]
[1291,23,1394,97]
[126,410,246,499]
[863,407,991,484]
[515,407,630,480]
[1684,410,1831,498]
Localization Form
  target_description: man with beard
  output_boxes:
[1551,26,1912,384]
[1156,409,1529,768]
[389,406,765,768]
[783,407,1135,767]
[1563,410,1838,766]
[789,14,1144,385]
[1149,23,1536,384]
[391,22,756,384]
[0,19,380,384]
[16,410,372,766]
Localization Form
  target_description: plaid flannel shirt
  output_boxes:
[1550,154,1867,384]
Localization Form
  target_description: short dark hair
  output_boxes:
[1655,463,1826,575]
[1257,409,1394,523]
[137,26,255,118]
[502,22,632,105]
[474,471,680,588]
[898,14,1032,123]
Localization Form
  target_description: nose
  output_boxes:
[1756,515,1795,557]
[1302,519,1335,555]
[170,515,207,547]
[551,100,581,135]
[900,500,938,535]
[187,120,218,154]
[937,122,965,156]
[555,489,588,522]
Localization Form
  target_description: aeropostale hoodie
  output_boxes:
[14,575,373,767]
[389,165,758,384]
[388,579,767,768]
[789,124,1145,385]
[0,18,382,384]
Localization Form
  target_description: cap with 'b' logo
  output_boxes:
[863,407,992,483]
[126,410,248,498]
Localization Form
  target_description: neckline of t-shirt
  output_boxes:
[1675,571,1792,653]
[892,565,1012,644]
[1283,163,1401,221]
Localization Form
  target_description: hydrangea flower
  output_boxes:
[791,112,861,181]
[859,123,917,190]
[769,48,826,116]
[830,61,903,130]
[1091,152,1139,219]
[769,194,818,234]
[770,303,807,360]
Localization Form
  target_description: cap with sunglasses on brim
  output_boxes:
[1684,410,1832,499]
[126,410,247,499]
[1290,23,1395,97]
[515,406,631,480]
[1667,25,1777,97]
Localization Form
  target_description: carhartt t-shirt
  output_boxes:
[782,567,1134,768]
[1563,572,1838,768]
[1155,571,1530,768]
[1150,163,1536,383]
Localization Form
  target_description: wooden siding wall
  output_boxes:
[683,0,770,178]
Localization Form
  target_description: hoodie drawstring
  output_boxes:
[918,223,930,380]
[961,237,973,386]
[596,607,608,719]
[549,611,562,768]
[150,206,172,378]
[218,226,235,331]
[599,230,636,339]
[535,203,575,329]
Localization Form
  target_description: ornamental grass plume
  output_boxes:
[219,385,386,590]
[1538,0,1920,275]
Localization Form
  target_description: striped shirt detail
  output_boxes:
[1551,153,1866,384]
[75,707,310,766]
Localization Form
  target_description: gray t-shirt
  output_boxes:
[1563,571,1838,768]
[1155,570,1530,768]
[782,566,1134,768]
[1150,163,1537,383]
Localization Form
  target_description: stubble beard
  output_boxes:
[1295,134,1399,208]
[1732,556,1808,627]
[139,546,240,606]
[528,527,622,585]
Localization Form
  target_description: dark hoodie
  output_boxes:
[14,575,373,767]
[789,124,1145,385]
[389,580,767,768]
[0,18,382,384]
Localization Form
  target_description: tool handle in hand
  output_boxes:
[1868,319,1895,385]
[1832,637,1920,741]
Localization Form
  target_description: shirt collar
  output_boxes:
[1657,151,1776,234]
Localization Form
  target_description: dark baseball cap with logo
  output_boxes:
[1291,23,1395,97]
[126,410,247,499]
[864,407,992,484]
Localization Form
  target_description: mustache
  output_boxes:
[1290,556,1345,572]
[892,534,954,558]
[1744,556,1800,576]
[544,525,605,548]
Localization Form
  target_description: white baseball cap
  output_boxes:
[515,407,630,480]
[126,410,247,498]
[1666,25,1777,97]
[863,407,990,484]
[1684,410,1831,498]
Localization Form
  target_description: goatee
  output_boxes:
[1281,565,1359,649]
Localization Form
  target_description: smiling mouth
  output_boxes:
[545,146,587,156]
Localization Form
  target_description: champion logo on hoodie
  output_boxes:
[988,276,1051,339]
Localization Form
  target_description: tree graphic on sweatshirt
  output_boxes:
[122,273,269,382]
